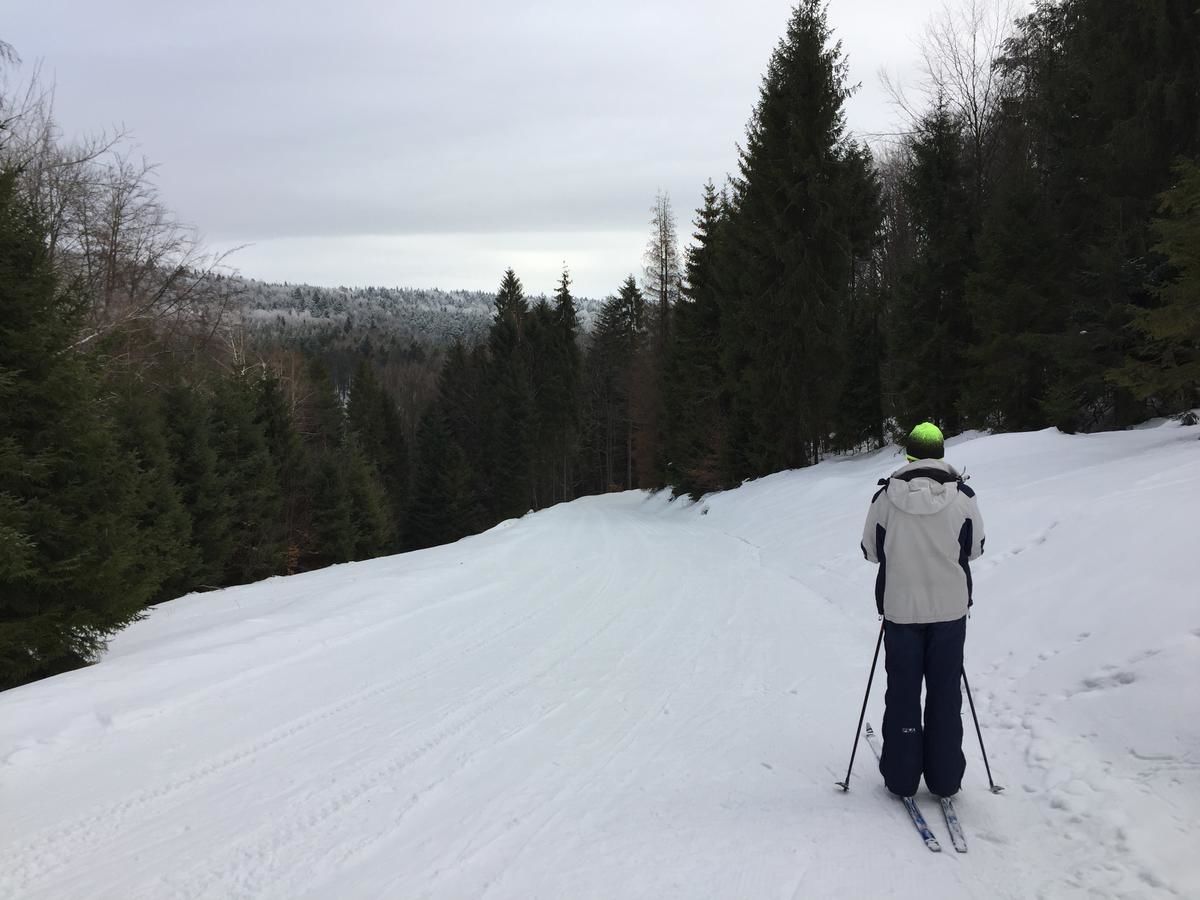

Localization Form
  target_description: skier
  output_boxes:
[860,422,985,799]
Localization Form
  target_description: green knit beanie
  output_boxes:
[905,422,945,461]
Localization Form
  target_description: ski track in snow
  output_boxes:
[1,422,1198,899]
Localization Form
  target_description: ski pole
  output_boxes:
[836,619,885,791]
[962,667,1004,794]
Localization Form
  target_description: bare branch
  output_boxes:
[877,0,1020,197]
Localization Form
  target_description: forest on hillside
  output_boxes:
[232,277,605,395]
[1,0,1197,689]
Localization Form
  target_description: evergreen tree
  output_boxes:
[407,342,491,549]
[888,98,975,433]
[549,267,582,501]
[0,170,153,687]
[966,0,1200,430]
[664,182,730,498]
[348,359,408,548]
[833,268,886,451]
[487,269,536,520]
[308,450,356,565]
[721,0,879,477]
[409,408,485,549]
[586,276,648,490]
[408,411,452,548]
[963,128,1069,430]
[303,359,358,567]
[834,145,886,451]
[210,370,287,582]
[255,369,309,574]
[163,379,234,592]
[344,433,396,559]
[441,440,487,538]
[1112,158,1200,411]
[109,369,195,602]
[525,297,559,507]
[438,341,491,511]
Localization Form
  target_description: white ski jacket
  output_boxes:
[860,458,985,625]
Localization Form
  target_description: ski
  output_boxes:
[863,722,942,852]
[902,796,942,852]
[939,796,968,852]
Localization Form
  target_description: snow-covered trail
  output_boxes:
[1,423,1197,899]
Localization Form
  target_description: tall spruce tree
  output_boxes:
[525,298,556,507]
[586,277,648,490]
[487,269,536,520]
[664,181,730,498]
[889,98,975,433]
[549,267,582,501]
[722,0,879,477]
[834,141,886,450]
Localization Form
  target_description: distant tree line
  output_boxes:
[2,0,1198,688]
[234,278,604,353]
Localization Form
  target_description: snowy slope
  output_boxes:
[1,422,1197,899]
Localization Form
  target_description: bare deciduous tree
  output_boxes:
[882,0,1019,195]
[642,190,682,352]
[2,57,240,363]
[65,152,235,353]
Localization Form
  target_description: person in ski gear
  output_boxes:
[860,422,985,798]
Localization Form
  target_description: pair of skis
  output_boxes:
[861,723,968,853]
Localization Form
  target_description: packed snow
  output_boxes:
[1,421,1197,899]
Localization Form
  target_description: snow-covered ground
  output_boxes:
[1,422,1197,899]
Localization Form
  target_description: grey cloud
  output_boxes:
[6,0,1026,293]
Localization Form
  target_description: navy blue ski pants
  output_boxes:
[879,616,966,797]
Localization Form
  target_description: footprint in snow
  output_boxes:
[1078,670,1137,692]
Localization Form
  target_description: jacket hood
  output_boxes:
[885,458,962,516]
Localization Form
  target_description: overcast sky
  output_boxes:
[6,1,1017,297]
